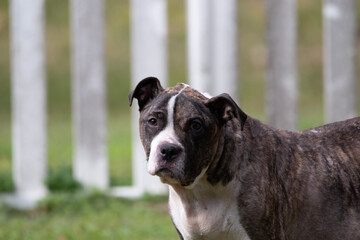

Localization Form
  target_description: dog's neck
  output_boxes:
[237,117,313,239]
[168,175,249,240]
[167,117,295,240]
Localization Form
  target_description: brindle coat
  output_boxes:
[130,77,360,240]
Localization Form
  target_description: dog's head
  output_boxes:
[129,77,247,187]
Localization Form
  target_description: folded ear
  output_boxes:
[205,93,247,130]
[129,77,164,111]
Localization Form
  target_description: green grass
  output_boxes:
[0,193,178,240]
[0,0,359,239]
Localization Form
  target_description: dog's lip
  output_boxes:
[155,167,174,178]
[155,167,182,185]
[155,168,194,188]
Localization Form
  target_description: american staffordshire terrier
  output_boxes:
[129,77,360,240]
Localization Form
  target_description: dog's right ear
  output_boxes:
[206,93,247,130]
[129,77,164,111]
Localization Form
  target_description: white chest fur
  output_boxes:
[169,178,250,240]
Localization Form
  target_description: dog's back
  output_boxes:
[295,117,360,239]
[240,117,360,240]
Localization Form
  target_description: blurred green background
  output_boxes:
[0,0,359,239]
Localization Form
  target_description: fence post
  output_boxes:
[186,0,238,99]
[10,0,47,208]
[114,0,168,197]
[265,0,298,130]
[211,0,238,100]
[323,0,358,123]
[186,0,212,94]
[70,0,108,190]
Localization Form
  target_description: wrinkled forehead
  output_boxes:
[142,83,210,116]
[173,93,213,121]
[164,83,209,101]
[165,84,210,114]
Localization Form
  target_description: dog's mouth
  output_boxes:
[156,167,174,178]
[155,167,180,185]
[155,167,198,188]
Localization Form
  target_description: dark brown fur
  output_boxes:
[236,117,360,240]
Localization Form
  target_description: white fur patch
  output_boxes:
[169,177,250,240]
[147,84,189,175]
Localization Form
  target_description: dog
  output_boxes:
[129,77,360,240]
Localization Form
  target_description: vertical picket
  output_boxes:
[186,0,212,94]
[211,0,238,100]
[265,0,298,130]
[70,0,108,190]
[323,0,358,123]
[10,0,47,208]
[111,0,168,197]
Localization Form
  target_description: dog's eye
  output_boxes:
[190,120,202,131]
[148,118,158,126]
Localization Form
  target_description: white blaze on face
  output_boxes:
[147,85,188,175]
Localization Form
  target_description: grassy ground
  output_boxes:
[0,0,359,239]
[0,193,178,240]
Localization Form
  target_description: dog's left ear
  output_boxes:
[129,77,164,111]
[205,93,247,130]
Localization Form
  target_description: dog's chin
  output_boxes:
[155,168,194,187]
[156,168,181,185]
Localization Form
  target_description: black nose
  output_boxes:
[159,143,182,162]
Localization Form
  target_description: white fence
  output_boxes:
[5,0,358,208]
